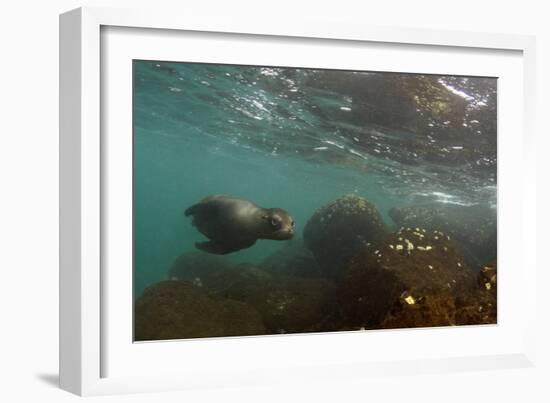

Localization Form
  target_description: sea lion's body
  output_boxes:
[185,195,294,254]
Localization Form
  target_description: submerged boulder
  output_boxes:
[202,263,274,297]
[388,204,497,270]
[134,280,266,341]
[340,227,475,329]
[303,194,388,280]
[455,261,497,325]
[167,251,233,284]
[381,293,457,329]
[261,240,324,279]
[262,277,337,334]
[204,264,337,334]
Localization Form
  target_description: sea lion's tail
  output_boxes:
[184,204,198,216]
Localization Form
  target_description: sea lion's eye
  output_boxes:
[270,218,281,228]
[291,220,295,227]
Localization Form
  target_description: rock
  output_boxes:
[381,293,457,329]
[262,277,338,334]
[388,204,497,270]
[134,280,266,341]
[477,262,497,293]
[303,194,388,280]
[167,251,233,284]
[201,263,273,294]
[204,264,337,334]
[455,262,497,325]
[261,240,324,279]
[340,227,475,329]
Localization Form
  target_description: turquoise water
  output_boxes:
[133,61,497,297]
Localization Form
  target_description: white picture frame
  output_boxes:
[59,6,537,396]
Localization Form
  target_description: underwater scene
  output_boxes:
[133,60,497,341]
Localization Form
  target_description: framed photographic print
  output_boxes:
[60,7,537,396]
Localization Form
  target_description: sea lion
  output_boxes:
[184,195,295,254]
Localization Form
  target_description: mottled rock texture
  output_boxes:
[304,194,388,280]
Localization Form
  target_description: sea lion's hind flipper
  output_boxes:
[184,203,201,217]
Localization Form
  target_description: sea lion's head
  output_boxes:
[261,208,295,240]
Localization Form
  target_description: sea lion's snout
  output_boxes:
[287,218,295,237]
[273,224,294,240]
[264,209,295,240]
[280,222,295,239]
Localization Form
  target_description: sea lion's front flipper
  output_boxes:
[195,239,256,255]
